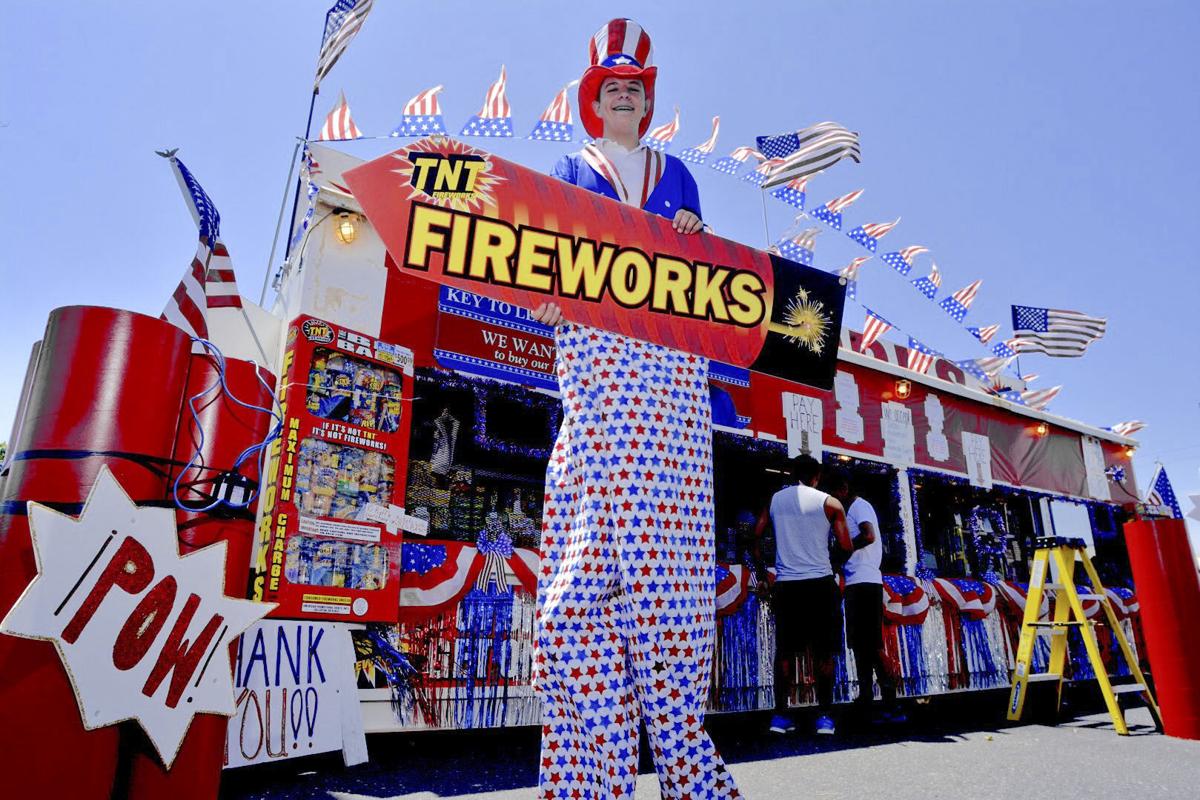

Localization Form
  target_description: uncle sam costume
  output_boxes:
[533,18,741,800]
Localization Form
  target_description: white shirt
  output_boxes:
[843,496,883,586]
[592,138,658,207]
[770,484,834,581]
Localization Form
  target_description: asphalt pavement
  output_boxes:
[222,689,1200,800]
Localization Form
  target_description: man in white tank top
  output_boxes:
[755,454,851,735]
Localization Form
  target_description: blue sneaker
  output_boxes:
[769,714,796,734]
[815,715,835,735]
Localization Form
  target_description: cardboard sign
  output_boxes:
[783,393,823,457]
[0,468,274,767]
[224,621,366,769]
[962,431,994,489]
[1081,435,1111,501]
[251,316,415,622]
[833,371,864,444]
[881,401,916,467]
[344,137,846,390]
[924,395,950,462]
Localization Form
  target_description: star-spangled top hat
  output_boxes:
[578,18,658,139]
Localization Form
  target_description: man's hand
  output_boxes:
[672,208,703,234]
[530,302,566,327]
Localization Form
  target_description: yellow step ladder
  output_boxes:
[1007,536,1162,735]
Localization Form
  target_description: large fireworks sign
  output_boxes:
[344,137,846,390]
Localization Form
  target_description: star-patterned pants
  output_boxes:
[534,324,741,800]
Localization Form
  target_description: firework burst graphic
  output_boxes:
[389,138,505,213]
[774,288,832,354]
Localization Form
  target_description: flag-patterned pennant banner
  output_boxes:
[954,358,990,383]
[939,279,982,323]
[836,256,870,300]
[911,262,942,299]
[1109,420,1146,437]
[880,245,928,276]
[967,323,1000,345]
[393,85,447,137]
[709,146,762,175]
[847,217,900,253]
[460,66,514,137]
[757,121,861,189]
[678,116,719,164]
[809,189,863,231]
[859,307,894,351]
[318,91,363,141]
[906,337,939,374]
[644,106,680,152]
[527,80,578,142]
[775,226,820,264]
[770,175,809,210]
[1021,385,1062,410]
[742,157,786,186]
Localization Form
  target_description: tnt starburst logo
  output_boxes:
[391,139,504,212]
[0,467,274,766]
[773,287,833,355]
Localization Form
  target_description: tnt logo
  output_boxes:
[302,319,334,343]
[408,152,487,200]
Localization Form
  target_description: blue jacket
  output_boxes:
[550,152,702,223]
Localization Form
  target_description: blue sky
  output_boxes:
[2,1,1197,533]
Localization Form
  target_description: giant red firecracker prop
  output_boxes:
[1123,517,1200,740]
[0,307,192,799]
[126,354,276,800]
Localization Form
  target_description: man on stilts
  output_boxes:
[530,18,742,800]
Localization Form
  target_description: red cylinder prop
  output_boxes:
[1124,517,1200,740]
[126,354,276,800]
[0,306,192,799]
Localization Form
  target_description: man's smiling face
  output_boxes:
[593,77,648,133]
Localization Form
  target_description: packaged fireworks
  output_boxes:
[253,316,414,623]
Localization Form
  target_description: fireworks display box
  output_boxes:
[252,316,416,622]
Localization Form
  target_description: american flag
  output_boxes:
[393,85,447,137]
[911,262,942,299]
[461,65,514,137]
[968,323,1000,345]
[809,188,863,231]
[847,217,900,253]
[160,156,242,340]
[1020,385,1062,410]
[709,145,763,176]
[644,106,680,152]
[939,279,982,323]
[742,157,786,186]
[318,91,363,140]
[1145,465,1182,517]
[770,175,809,209]
[775,226,820,264]
[906,337,938,374]
[859,308,893,351]
[289,149,322,251]
[678,116,720,164]
[757,121,861,189]
[527,80,578,141]
[314,0,375,89]
[1011,305,1108,357]
[881,245,928,276]
[1110,420,1146,437]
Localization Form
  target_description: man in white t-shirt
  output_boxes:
[755,454,852,736]
[829,470,899,717]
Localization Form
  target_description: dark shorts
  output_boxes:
[773,576,843,660]
[844,582,884,652]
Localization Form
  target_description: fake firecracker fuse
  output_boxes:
[344,137,847,390]
[251,317,418,622]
